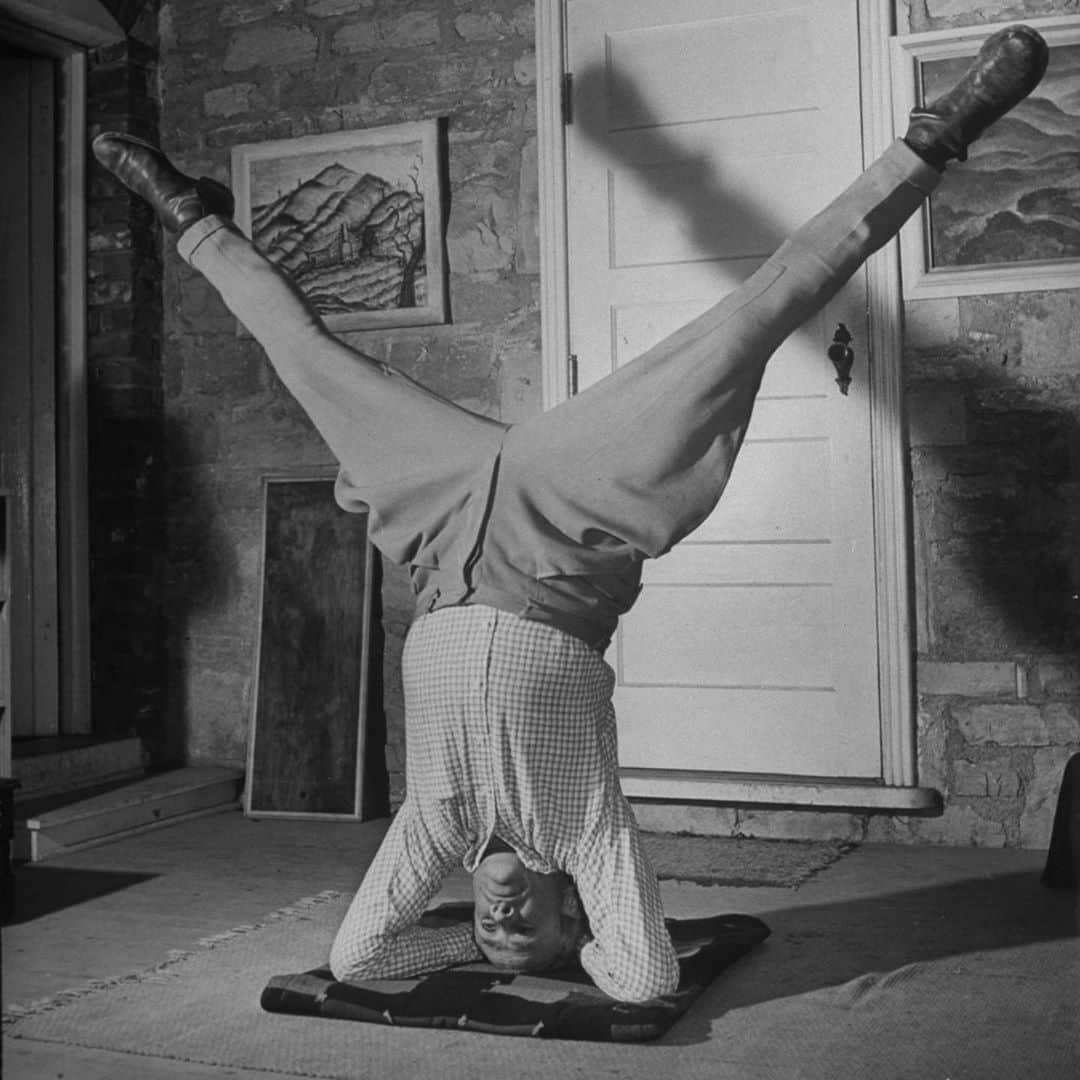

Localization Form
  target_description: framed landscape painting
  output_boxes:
[231,121,447,330]
[892,16,1080,298]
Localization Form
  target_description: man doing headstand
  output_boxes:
[93,25,1048,1002]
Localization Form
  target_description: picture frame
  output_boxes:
[245,472,373,820]
[891,16,1080,299]
[231,120,447,331]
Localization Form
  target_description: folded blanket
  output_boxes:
[261,909,769,1042]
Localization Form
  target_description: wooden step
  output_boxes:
[12,736,145,800]
[21,766,244,862]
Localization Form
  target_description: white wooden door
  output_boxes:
[566,0,882,779]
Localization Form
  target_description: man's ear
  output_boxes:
[560,884,582,918]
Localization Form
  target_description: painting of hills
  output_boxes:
[236,123,445,330]
[922,42,1080,270]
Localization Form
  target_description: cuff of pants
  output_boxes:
[177,215,237,263]
[886,137,942,197]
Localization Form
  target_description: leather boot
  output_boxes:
[904,24,1048,169]
[92,132,234,233]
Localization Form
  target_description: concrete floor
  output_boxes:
[2,809,1078,1079]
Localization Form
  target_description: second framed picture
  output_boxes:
[231,120,447,331]
[245,473,374,820]
[892,16,1080,299]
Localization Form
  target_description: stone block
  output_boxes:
[952,758,1022,798]
[923,551,1053,657]
[448,205,517,274]
[859,816,902,842]
[174,343,258,399]
[631,803,738,837]
[955,702,1079,747]
[183,660,251,766]
[173,272,240,335]
[331,20,379,55]
[516,135,540,274]
[733,809,865,843]
[454,10,531,44]
[907,389,967,447]
[900,802,1009,846]
[204,82,259,118]
[964,287,1080,378]
[446,141,519,274]
[510,4,534,36]
[221,0,295,27]
[225,396,329,469]
[369,55,498,103]
[1036,656,1080,698]
[386,334,502,416]
[916,699,950,794]
[923,1,984,22]
[1042,703,1080,743]
[496,338,542,423]
[223,24,317,71]
[918,660,1016,697]
[89,224,134,254]
[307,0,371,17]
[513,49,536,86]
[89,277,135,306]
[455,13,508,41]
[1019,745,1080,848]
[450,277,530,326]
[383,11,440,49]
[904,297,960,350]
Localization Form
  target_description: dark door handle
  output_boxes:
[828,323,854,395]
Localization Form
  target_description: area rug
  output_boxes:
[6,884,1078,1080]
[641,834,853,887]
[2,890,769,1074]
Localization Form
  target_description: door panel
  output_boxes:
[621,586,834,687]
[566,0,882,779]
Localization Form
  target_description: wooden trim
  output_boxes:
[538,0,924,801]
[0,1,123,47]
[860,0,917,787]
[1,50,36,744]
[57,48,92,735]
[0,490,9,775]
[29,53,59,736]
[25,767,243,862]
[536,0,571,409]
[621,768,939,812]
[0,22,92,742]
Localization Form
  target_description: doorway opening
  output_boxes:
[0,19,92,775]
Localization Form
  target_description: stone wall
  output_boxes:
[896,0,1080,846]
[156,0,541,809]
[128,0,1079,843]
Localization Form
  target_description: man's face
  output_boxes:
[472,850,577,971]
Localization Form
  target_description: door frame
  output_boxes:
[0,13,95,764]
[535,0,933,809]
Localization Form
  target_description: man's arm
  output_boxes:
[569,798,680,1003]
[329,801,482,982]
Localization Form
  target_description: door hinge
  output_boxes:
[561,72,573,125]
[568,352,579,396]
